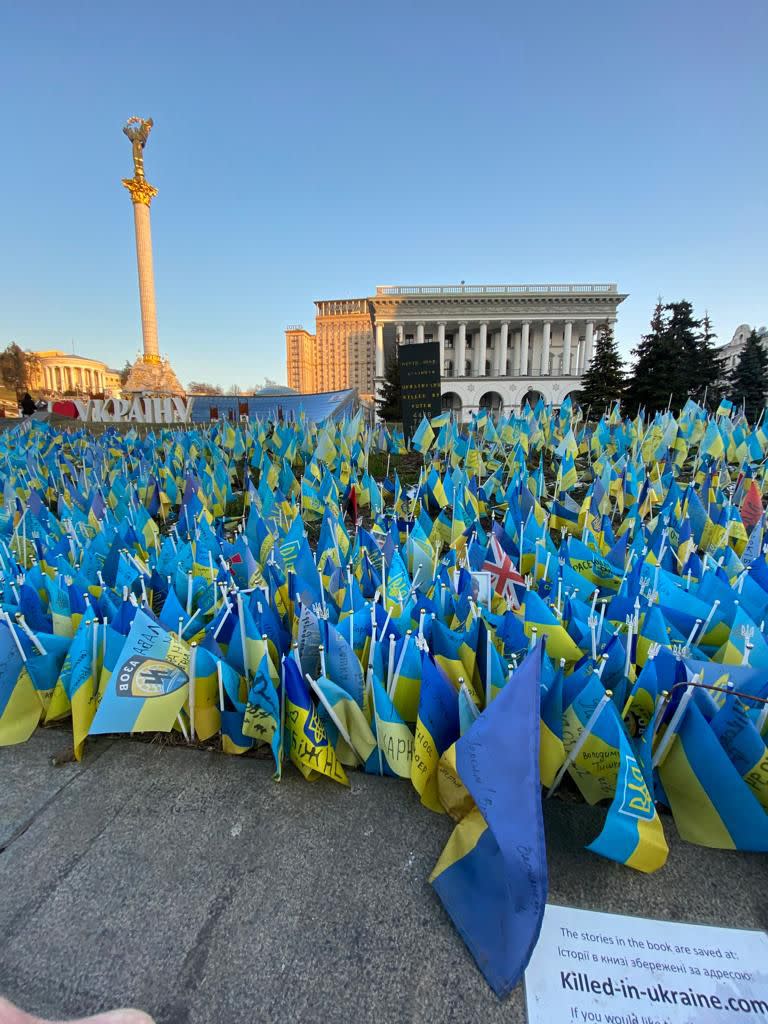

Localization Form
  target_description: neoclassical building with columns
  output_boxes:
[31,350,123,396]
[371,283,627,418]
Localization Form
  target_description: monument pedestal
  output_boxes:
[123,354,184,396]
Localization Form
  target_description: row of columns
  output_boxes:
[42,364,107,393]
[375,319,598,378]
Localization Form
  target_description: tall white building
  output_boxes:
[371,283,627,419]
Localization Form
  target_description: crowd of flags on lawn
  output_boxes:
[1,393,768,995]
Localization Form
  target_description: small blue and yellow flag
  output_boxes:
[89,611,190,735]
[659,698,768,851]
[587,725,668,872]
[283,658,348,786]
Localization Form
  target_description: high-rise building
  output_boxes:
[285,299,375,399]
[314,298,374,397]
[285,326,317,393]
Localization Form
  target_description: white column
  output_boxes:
[576,339,584,375]
[541,321,551,375]
[478,323,488,377]
[584,321,594,369]
[396,324,404,347]
[131,201,160,362]
[416,323,425,345]
[457,323,466,377]
[563,321,573,376]
[375,323,385,377]
[520,322,530,376]
[498,322,509,377]
[437,322,446,376]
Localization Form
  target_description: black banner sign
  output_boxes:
[399,342,441,439]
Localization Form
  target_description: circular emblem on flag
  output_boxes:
[116,656,188,698]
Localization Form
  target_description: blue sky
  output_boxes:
[1,0,766,389]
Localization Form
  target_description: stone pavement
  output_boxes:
[1,732,766,1024]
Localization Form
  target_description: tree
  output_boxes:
[694,310,725,408]
[188,381,223,395]
[0,343,40,396]
[227,384,243,395]
[728,330,768,424]
[624,300,724,416]
[623,301,676,416]
[119,360,132,385]
[578,323,625,415]
[376,350,402,422]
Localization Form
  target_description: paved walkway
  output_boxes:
[1,733,766,1024]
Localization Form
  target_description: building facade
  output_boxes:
[719,323,768,376]
[285,299,375,399]
[32,350,123,396]
[370,283,627,418]
[285,326,317,393]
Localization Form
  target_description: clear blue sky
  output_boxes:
[2,0,766,389]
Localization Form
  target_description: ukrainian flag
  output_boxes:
[283,658,348,786]
[430,645,547,997]
[540,666,565,787]
[587,726,668,872]
[371,677,414,778]
[0,622,42,746]
[411,654,460,813]
[390,632,422,722]
[710,693,768,811]
[243,652,282,777]
[89,611,190,735]
[312,671,376,767]
[188,645,222,742]
[658,698,768,850]
[562,672,622,804]
[66,618,100,760]
[523,590,582,663]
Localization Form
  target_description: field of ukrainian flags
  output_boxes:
[2,396,768,994]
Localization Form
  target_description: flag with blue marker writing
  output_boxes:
[587,724,668,872]
[89,610,190,735]
[430,644,547,997]
[243,652,282,778]
[283,657,348,786]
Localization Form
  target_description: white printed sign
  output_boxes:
[525,904,768,1024]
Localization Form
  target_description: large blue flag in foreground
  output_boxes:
[430,644,547,996]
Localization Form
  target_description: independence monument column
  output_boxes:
[121,117,184,395]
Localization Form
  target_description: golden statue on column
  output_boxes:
[121,116,184,396]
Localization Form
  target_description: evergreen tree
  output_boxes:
[624,300,724,415]
[728,330,768,424]
[624,301,675,415]
[578,323,625,415]
[376,350,402,422]
[689,308,724,407]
